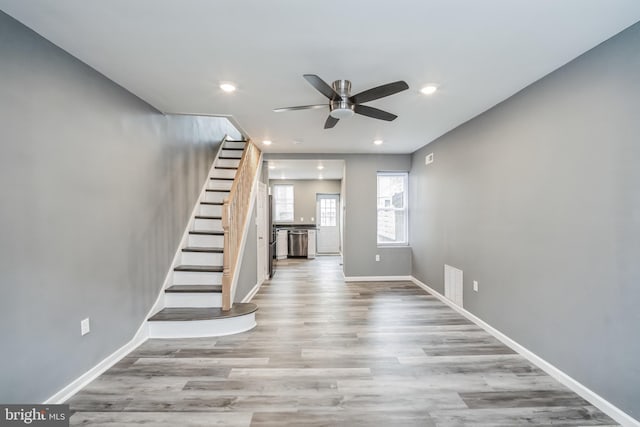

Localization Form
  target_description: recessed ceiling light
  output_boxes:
[373,139,383,145]
[317,165,324,170]
[420,85,438,95]
[219,83,236,93]
[268,164,275,170]
[281,174,286,180]
[318,175,323,180]
[262,140,272,146]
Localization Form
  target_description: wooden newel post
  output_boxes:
[222,199,231,311]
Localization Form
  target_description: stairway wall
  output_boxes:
[0,11,240,403]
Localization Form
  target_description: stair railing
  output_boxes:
[221,140,261,310]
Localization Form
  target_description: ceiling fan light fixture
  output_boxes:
[329,108,354,119]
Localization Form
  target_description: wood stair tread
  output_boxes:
[174,265,223,273]
[222,147,245,151]
[215,166,238,170]
[189,230,223,236]
[182,247,224,253]
[218,156,241,160]
[149,303,258,322]
[165,284,222,293]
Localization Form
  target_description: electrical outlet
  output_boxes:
[473,280,479,292]
[81,318,91,336]
[375,254,380,262]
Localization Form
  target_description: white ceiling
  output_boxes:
[2,1,640,154]
[267,159,344,181]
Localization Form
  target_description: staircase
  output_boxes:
[147,139,259,338]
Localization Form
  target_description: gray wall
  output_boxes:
[410,22,640,417]
[269,179,341,224]
[343,155,412,278]
[234,203,258,302]
[0,12,238,403]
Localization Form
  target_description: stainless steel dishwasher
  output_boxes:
[288,229,308,257]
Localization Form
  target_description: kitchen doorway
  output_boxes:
[316,193,341,254]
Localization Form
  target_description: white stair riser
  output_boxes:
[188,234,223,247]
[200,204,222,217]
[148,313,256,338]
[220,149,243,159]
[211,169,236,179]
[173,271,222,285]
[203,191,229,203]
[223,141,246,150]
[216,158,240,168]
[181,251,223,265]
[194,218,222,231]
[208,180,233,191]
[165,292,222,308]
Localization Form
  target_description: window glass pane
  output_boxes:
[273,185,294,222]
[320,198,336,227]
[377,173,407,244]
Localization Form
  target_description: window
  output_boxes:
[377,172,408,245]
[273,184,294,222]
[319,198,337,227]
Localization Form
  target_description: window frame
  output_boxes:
[376,171,409,246]
[273,184,294,223]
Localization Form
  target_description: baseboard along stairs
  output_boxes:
[147,139,258,338]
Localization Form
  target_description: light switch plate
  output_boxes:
[473,280,479,292]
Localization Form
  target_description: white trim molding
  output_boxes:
[344,275,413,282]
[242,281,264,303]
[45,325,148,404]
[410,276,640,427]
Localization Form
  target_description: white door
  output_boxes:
[316,194,340,254]
[256,183,268,283]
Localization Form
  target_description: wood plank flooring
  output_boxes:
[67,256,617,426]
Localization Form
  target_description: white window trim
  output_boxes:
[376,171,409,246]
[273,184,294,223]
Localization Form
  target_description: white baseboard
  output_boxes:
[242,280,263,303]
[410,276,639,427]
[44,325,148,404]
[344,275,413,282]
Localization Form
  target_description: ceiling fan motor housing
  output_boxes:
[329,79,355,118]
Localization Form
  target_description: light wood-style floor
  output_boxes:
[68,256,616,426]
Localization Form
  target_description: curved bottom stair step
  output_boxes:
[147,303,258,338]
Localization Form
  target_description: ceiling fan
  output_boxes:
[274,74,409,129]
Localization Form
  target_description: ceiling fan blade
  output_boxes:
[304,74,342,100]
[324,116,339,129]
[354,104,398,121]
[273,104,327,112]
[350,80,409,104]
